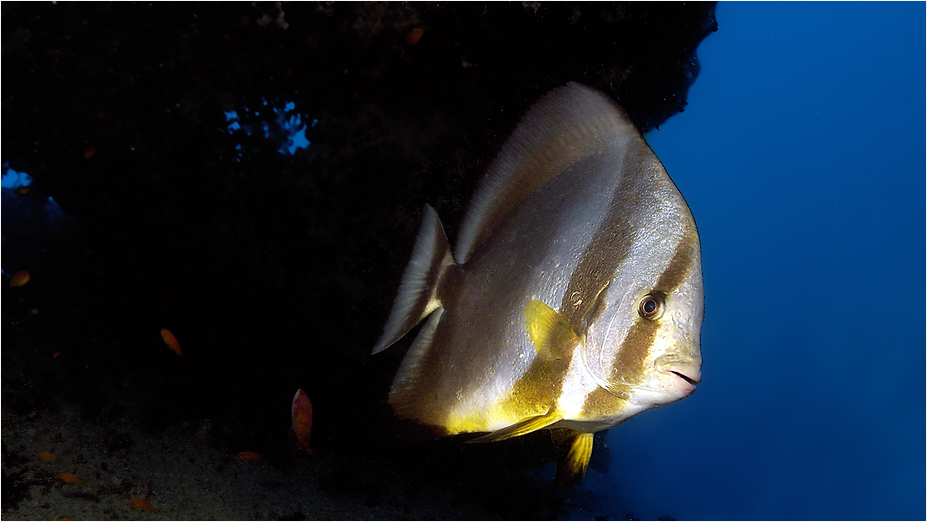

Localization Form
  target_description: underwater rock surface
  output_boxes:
[2,3,715,519]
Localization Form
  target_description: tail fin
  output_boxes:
[372,204,455,354]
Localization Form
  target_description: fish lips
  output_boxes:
[654,357,701,396]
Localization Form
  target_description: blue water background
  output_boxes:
[602,3,925,520]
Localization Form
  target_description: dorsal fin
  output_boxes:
[454,82,638,263]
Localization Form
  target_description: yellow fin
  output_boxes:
[552,430,595,487]
[525,299,580,360]
[465,412,563,443]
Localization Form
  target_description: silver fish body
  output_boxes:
[373,82,703,484]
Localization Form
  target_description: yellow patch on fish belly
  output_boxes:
[443,391,551,436]
[466,411,563,443]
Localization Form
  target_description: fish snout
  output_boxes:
[668,365,700,386]
[654,356,701,395]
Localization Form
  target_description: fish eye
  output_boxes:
[638,292,665,320]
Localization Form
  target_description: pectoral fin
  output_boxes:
[466,412,563,443]
[551,429,595,487]
[525,299,580,361]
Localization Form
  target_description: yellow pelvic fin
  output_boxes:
[524,299,580,361]
[552,430,595,487]
[465,412,563,443]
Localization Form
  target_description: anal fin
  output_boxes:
[551,429,595,487]
[388,307,444,419]
[466,411,563,443]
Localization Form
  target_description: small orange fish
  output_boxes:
[37,451,58,462]
[291,388,313,454]
[160,328,183,356]
[52,351,62,359]
[130,498,156,511]
[9,270,30,287]
[84,146,96,159]
[406,27,424,45]
[57,472,83,485]
[15,186,30,195]
[237,451,263,461]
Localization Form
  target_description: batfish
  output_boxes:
[373,82,703,485]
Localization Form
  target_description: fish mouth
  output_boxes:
[662,366,699,398]
[654,357,701,389]
[670,370,699,386]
